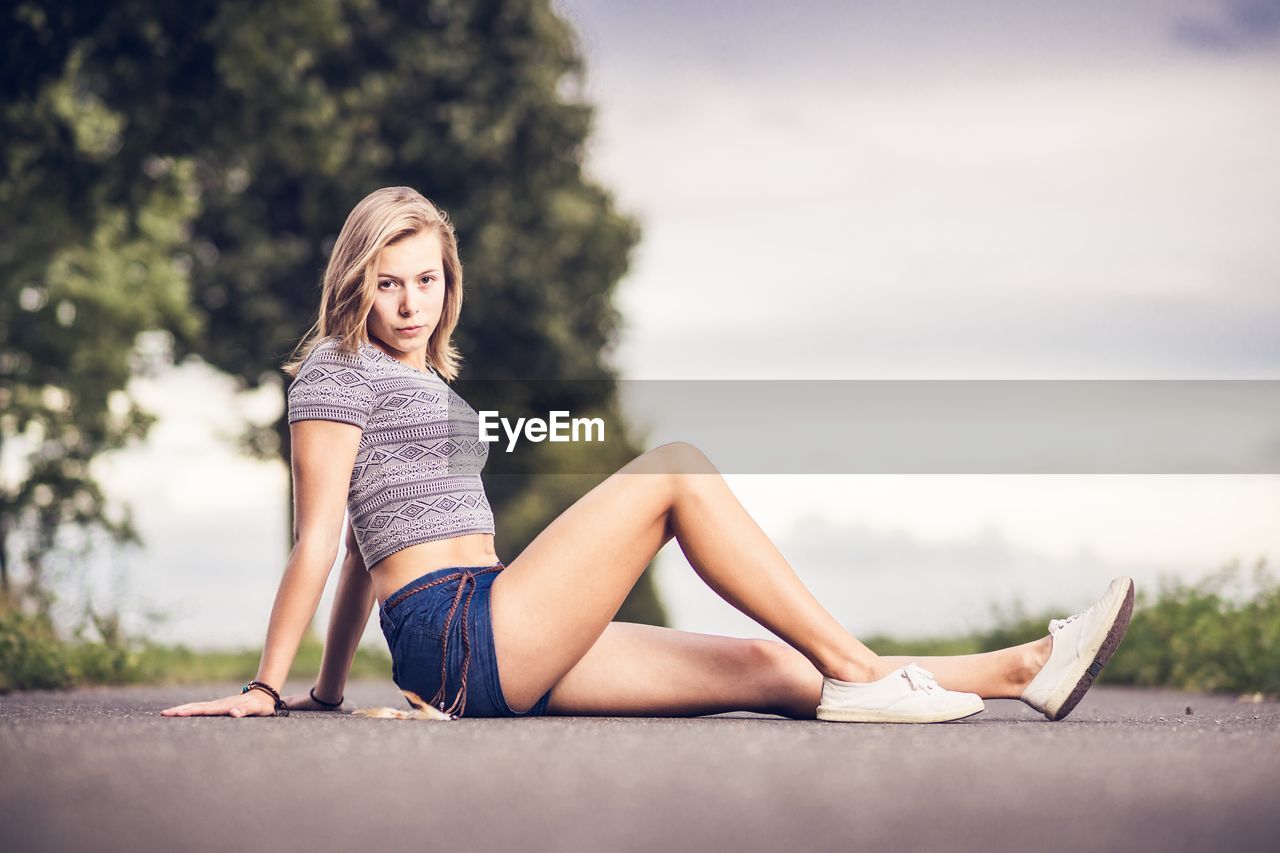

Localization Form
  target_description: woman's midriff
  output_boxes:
[369,533,501,607]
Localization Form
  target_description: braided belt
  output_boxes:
[383,563,505,718]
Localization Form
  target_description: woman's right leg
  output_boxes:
[490,441,1050,714]
[490,441,888,713]
[540,625,1049,718]
[540,621,810,717]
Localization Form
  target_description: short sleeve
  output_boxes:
[287,339,376,430]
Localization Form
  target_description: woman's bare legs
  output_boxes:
[544,624,1051,719]
[490,442,1049,715]
[542,621,806,717]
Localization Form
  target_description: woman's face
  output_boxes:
[366,229,448,364]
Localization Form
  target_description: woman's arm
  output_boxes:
[162,418,362,717]
[310,520,375,705]
[253,419,363,689]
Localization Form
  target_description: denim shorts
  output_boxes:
[378,563,553,718]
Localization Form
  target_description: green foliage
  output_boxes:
[0,599,174,691]
[120,634,393,686]
[862,634,981,658]
[1,595,391,693]
[866,559,1279,695]
[0,26,204,602]
[972,605,1065,655]
[1102,559,1280,694]
[1,0,666,625]
[0,605,74,691]
[960,559,1280,694]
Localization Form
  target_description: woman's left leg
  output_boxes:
[752,637,1053,706]
[544,621,1053,718]
[543,620,814,718]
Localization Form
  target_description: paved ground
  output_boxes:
[1,682,1277,852]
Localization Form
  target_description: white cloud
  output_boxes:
[595,60,1280,380]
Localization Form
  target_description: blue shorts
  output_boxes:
[378,563,553,718]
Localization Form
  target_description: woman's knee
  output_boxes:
[622,442,718,539]
[628,441,713,475]
[654,441,715,472]
[625,441,710,499]
[646,441,719,501]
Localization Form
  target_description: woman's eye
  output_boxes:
[378,280,396,289]
[420,276,433,285]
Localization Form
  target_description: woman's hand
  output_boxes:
[283,689,345,713]
[160,688,280,718]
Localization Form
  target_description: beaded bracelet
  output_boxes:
[241,680,290,717]
[309,686,344,709]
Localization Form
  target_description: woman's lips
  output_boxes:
[399,325,424,335]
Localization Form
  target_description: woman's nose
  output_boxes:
[400,290,419,315]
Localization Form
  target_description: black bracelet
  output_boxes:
[241,680,289,717]
[309,686,344,709]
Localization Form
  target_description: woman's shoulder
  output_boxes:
[288,337,385,398]
[301,335,380,371]
[287,336,380,426]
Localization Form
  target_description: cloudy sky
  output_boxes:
[563,0,1280,381]
[59,0,1280,649]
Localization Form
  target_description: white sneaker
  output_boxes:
[1021,576,1136,721]
[816,662,985,723]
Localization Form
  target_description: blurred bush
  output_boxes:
[868,558,1278,695]
[0,606,75,692]
[1,597,390,694]
[1099,559,1278,694]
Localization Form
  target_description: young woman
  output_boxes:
[161,186,1135,724]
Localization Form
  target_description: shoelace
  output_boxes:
[1049,601,1097,635]
[1048,579,1130,635]
[899,663,942,693]
[1049,615,1077,634]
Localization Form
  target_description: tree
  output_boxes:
[1,0,666,626]
[1,5,203,604]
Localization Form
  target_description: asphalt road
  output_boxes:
[2,682,1277,852]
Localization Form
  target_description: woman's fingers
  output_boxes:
[160,701,212,716]
[160,692,274,717]
[161,698,231,716]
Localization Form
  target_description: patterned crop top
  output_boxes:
[286,335,495,570]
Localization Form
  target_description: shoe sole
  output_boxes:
[1042,577,1135,722]
[815,702,985,724]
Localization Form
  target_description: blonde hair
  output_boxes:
[283,186,466,382]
